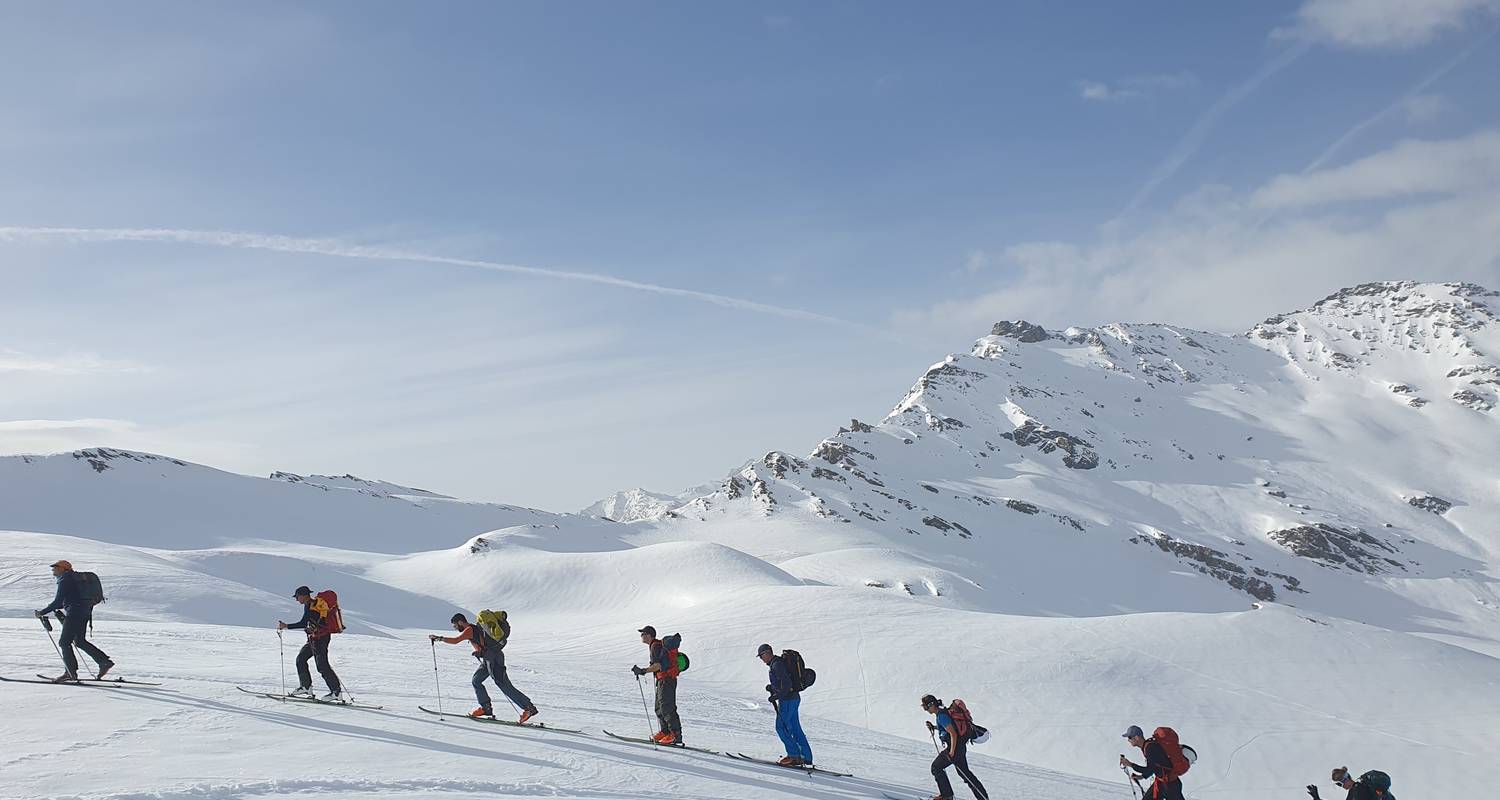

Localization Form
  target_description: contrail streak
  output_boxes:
[1119,42,1309,218]
[1302,27,1496,174]
[0,225,868,331]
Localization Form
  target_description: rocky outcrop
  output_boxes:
[990,320,1050,343]
[71,448,186,474]
[1406,495,1453,515]
[1131,532,1301,602]
[1003,421,1099,470]
[1268,523,1403,574]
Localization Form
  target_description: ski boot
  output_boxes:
[288,686,314,698]
[320,690,343,702]
[96,661,115,680]
[49,672,79,684]
[777,756,805,767]
[518,705,538,724]
[469,707,493,719]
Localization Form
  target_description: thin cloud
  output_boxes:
[1118,44,1308,217]
[0,226,870,333]
[0,347,148,375]
[0,418,139,434]
[1302,27,1495,174]
[1077,72,1197,103]
[1280,0,1500,49]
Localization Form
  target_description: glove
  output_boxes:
[1306,786,1320,800]
[631,665,645,676]
[927,721,937,732]
[428,634,440,642]
[276,621,287,630]
[765,684,773,693]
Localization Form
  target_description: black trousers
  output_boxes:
[1149,777,1185,800]
[58,611,110,675]
[654,676,681,735]
[295,637,341,693]
[932,739,989,800]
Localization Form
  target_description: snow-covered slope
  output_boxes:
[2,281,1497,799]
[637,282,1500,649]
[0,447,599,553]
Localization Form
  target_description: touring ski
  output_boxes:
[602,730,723,754]
[729,753,854,778]
[417,706,580,733]
[0,675,158,688]
[237,686,383,709]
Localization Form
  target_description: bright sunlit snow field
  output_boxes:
[3,283,1497,799]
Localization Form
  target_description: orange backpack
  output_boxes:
[315,590,345,635]
[1152,727,1191,778]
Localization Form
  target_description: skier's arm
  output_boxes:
[37,576,70,615]
[944,722,959,757]
[435,627,473,645]
[284,605,315,630]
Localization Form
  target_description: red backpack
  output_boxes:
[1152,727,1191,778]
[316,590,345,635]
[948,699,975,739]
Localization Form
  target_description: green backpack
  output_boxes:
[476,609,510,648]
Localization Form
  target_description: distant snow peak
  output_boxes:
[269,471,453,499]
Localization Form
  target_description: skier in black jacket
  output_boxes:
[1120,726,1184,800]
[1307,767,1394,800]
[34,560,113,682]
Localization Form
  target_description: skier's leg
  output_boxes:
[951,742,988,800]
[782,697,813,762]
[471,659,493,712]
[295,642,314,689]
[774,702,797,757]
[931,750,956,798]
[56,614,83,675]
[70,616,111,668]
[653,678,669,734]
[662,676,681,735]
[313,638,341,693]
[488,654,533,710]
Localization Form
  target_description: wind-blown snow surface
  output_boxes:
[2,282,1497,798]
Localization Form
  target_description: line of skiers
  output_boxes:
[28,563,1394,799]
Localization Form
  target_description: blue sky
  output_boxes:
[3,1,1498,510]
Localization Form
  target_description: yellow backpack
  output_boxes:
[476,609,509,647]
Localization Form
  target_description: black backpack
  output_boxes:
[782,649,816,690]
[77,572,105,607]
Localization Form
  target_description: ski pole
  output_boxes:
[1122,764,1142,799]
[39,615,68,673]
[277,629,287,697]
[634,673,654,741]
[431,639,444,719]
[48,612,97,679]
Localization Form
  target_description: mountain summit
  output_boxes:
[608,282,1499,644]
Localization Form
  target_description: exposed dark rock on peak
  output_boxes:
[1268,523,1403,574]
[1003,421,1099,470]
[990,320,1050,343]
[1406,495,1453,515]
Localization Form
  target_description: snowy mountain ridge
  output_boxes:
[1,281,1496,799]
[612,282,1500,645]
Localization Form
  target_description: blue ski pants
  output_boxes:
[473,649,532,714]
[774,697,813,763]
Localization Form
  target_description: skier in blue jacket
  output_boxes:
[758,643,813,767]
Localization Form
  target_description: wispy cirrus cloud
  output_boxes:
[896,131,1500,337]
[0,226,871,333]
[1076,72,1197,102]
[1117,44,1308,217]
[1279,0,1500,49]
[0,347,148,375]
